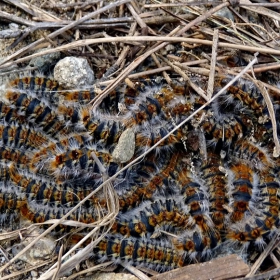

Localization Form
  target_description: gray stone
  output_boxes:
[30,270,38,277]
[54,56,94,89]
[112,127,135,163]
[214,7,234,22]
[12,235,56,266]
[28,49,60,72]
[9,23,19,30]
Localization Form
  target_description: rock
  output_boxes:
[112,127,135,163]
[0,23,21,39]
[214,7,234,22]
[30,270,38,277]
[54,56,94,89]
[9,23,19,31]
[12,235,56,266]
[28,49,60,73]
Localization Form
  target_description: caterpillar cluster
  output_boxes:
[0,74,280,271]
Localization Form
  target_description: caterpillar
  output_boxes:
[227,169,280,246]
[0,122,49,150]
[0,74,279,272]
[227,161,259,223]
[111,197,189,238]
[93,235,184,271]
[200,152,229,231]
[7,76,61,104]
[1,89,70,139]
[6,164,106,208]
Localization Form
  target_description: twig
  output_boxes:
[247,78,280,157]
[3,0,36,16]
[15,0,65,21]
[270,252,280,268]
[75,10,82,41]
[89,1,230,109]
[124,55,229,80]
[240,2,280,7]
[144,2,223,7]
[0,10,36,26]
[252,82,280,157]
[0,11,133,28]
[143,13,196,24]
[240,0,280,22]
[0,0,133,68]
[199,26,243,45]
[65,261,114,280]
[158,54,209,100]
[122,263,152,280]
[231,62,280,73]
[47,0,101,9]
[3,35,280,71]
[97,22,136,83]
[40,220,114,279]
[228,6,268,41]
[42,33,58,48]
[1,258,56,280]
[173,62,211,77]
[51,245,63,280]
[127,2,146,29]
[246,233,280,277]
[0,247,9,262]
[207,29,219,99]
[236,266,280,280]
[31,14,196,25]
[151,53,172,85]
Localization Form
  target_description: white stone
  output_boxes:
[30,270,38,277]
[54,56,94,89]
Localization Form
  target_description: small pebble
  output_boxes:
[112,128,135,163]
[12,235,56,265]
[9,23,19,30]
[54,56,94,89]
[214,7,234,21]
[28,49,60,73]
[30,270,38,277]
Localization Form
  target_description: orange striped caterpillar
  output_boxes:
[6,164,106,208]
[227,169,280,247]
[2,90,70,139]
[0,122,49,150]
[200,152,229,231]
[0,74,279,271]
[29,136,118,180]
[227,162,258,224]
[0,185,26,225]
[170,157,212,237]
[173,229,221,261]
[7,76,61,103]
[111,197,189,238]
[93,235,184,271]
